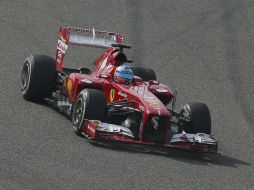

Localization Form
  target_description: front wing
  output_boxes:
[80,120,218,154]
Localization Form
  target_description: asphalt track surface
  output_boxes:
[1,0,254,189]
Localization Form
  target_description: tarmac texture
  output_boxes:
[0,0,253,189]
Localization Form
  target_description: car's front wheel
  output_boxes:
[72,89,106,135]
[179,102,211,134]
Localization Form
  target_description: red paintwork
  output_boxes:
[56,27,69,71]
[56,27,175,144]
[56,26,123,72]
[64,47,174,143]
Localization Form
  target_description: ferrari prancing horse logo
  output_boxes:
[110,89,115,102]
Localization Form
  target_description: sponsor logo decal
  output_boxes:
[151,104,162,110]
[68,27,117,36]
[57,100,71,107]
[143,95,163,110]
[57,39,68,54]
[110,89,115,102]
[66,79,72,96]
[56,50,64,65]
[111,35,117,41]
[118,91,127,98]
[156,88,168,93]
[145,98,160,103]
[143,95,155,99]
[139,104,145,111]
[87,125,95,133]
[151,116,159,130]
[81,79,92,84]
[56,40,68,67]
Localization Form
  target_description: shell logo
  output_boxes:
[66,79,73,96]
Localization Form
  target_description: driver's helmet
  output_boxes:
[113,65,134,85]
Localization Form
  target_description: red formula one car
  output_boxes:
[21,26,218,153]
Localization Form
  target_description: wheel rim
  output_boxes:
[179,104,191,133]
[73,98,83,126]
[180,104,191,120]
[73,93,87,129]
[21,62,30,91]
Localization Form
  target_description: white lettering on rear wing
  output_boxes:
[68,27,122,48]
[55,26,123,71]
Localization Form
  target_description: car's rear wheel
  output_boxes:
[180,102,211,134]
[21,54,56,101]
[131,67,157,81]
[72,89,106,135]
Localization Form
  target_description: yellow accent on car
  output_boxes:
[66,79,73,96]
[110,89,115,102]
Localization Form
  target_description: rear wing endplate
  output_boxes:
[56,26,123,71]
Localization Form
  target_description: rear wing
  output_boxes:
[55,26,123,71]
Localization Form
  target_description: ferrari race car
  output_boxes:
[20,26,218,153]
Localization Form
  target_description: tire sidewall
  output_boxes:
[21,54,56,101]
[72,89,106,132]
[21,55,36,96]
[21,58,32,95]
[72,90,88,130]
[180,102,211,134]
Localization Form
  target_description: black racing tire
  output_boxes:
[180,102,211,134]
[21,54,56,101]
[72,89,106,135]
[131,67,157,81]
